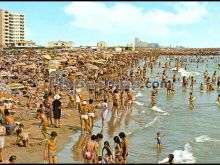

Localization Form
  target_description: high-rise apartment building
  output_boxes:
[0,9,25,48]
[134,37,148,48]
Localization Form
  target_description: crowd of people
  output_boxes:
[0,47,220,163]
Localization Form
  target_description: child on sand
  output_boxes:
[16,128,29,147]
[37,109,50,139]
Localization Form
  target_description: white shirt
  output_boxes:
[102,102,108,111]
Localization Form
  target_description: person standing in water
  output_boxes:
[82,135,98,164]
[101,99,109,129]
[102,141,114,164]
[155,132,166,149]
[189,92,196,108]
[87,99,99,134]
[199,83,204,92]
[79,101,89,134]
[119,132,128,164]
[216,94,220,104]
[44,131,58,164]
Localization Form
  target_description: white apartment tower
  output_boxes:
[0,9,25,48]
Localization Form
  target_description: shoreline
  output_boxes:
[2,88,89,163]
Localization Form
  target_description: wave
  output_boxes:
[172,67,185,71]
[158,143,196,164]
[151,106,166,113]
[135,91,143,97]
[145,117,158,128]
[160,112,169,116]
[194,135,219,143]
[134,101,144,106]
[178,68,201,77]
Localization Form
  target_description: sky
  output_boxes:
[0,1,220,48]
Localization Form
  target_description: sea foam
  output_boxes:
[195,135,219,143]
[158,143,196,164]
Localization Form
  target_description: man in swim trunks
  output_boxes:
[87,99,99,134]
[79,101,89,134]
[44,131,58,164]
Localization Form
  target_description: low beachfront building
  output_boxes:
[14,40,37,48]
[48,40,74,49]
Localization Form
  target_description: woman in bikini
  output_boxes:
[82,135,97,164]
[113,136,123,164]
[102,141,114,164]
[44,131,58,164]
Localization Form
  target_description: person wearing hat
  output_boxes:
[79,100,89,134]
[52,95,62,128]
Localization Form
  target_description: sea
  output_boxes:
[58,55,220,163]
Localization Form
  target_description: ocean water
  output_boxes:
[58,55,220,163]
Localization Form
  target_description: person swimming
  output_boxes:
[166,154,174,164]
[199,83,204,92]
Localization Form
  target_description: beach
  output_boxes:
[0,48,220,164]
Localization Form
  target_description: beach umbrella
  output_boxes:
[66,66,78,71]
[16,62,26,66]
[0,71,14,77]
[0,83,11,93]
[85,63,99,70]
[74,72,85,76]
[9,83,25,90]
[42,54,52,60]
